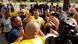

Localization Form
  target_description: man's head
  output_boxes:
[44,9,50,17]
[20,9,26,16]
[4,11,10,18]
[52,6,56,12]
[32,5,40,19]
[33,8,39,19]
[24,21,40,38]
[11,16,22,27]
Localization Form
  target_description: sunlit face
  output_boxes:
[20,12,25,16]
[45,16,50,22]
[13,16,22,27]
[5,12,10,18]
[19,9,26,16]
[49,15,54,21]
[33,9,39,19]
[44,9,50,16]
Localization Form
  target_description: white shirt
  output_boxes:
[2,17,12,32]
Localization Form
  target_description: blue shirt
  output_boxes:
[7,27,20,43]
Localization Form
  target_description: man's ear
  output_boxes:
[35,31,38,35]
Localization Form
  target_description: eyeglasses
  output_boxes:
[20,12,24,13]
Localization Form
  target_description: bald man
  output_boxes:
[12,21,45,44]
[24,21,42,38]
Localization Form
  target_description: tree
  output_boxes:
[50,0,60,2]
[30,0,34,2]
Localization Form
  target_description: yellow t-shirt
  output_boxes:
[9,11,18,17]
[12,35,44,44]
[37,17,45,28]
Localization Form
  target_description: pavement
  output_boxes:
[0,28,8,44]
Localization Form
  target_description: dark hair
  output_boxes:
[9,3,14,12]
[34,4,39,9]
[0,3,4,12]
[43,5,48,11]
[45,25,55,35]
[44,8,49,14]
[11,16,18,22]
[32,4,40,12]
[68,13,73,17]
[44,25,50,35]
[52,26,56,30]
[11,16,17,27]
[32,7,39,16]
[45,36,56,44]
[51,3,53,5]
[11,7,14,12]
[4,10,9,17]
[0,14,2,18]
[39,4,44,9]
[29,8,33,15]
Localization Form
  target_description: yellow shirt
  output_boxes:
[9,11,18,17]
[12,35,44,44]
[37,17,45,28]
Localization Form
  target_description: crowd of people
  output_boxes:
[0,2,78,44]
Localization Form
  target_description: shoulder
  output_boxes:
[38,17,44,19]
[21,40,33,44]
[11,28,19,32]
[38,17,45,22]
[45,33,58,39]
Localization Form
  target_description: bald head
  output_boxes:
[24,21,40,37]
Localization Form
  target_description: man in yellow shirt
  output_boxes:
[32,6,45,32]
[12,21,45,44]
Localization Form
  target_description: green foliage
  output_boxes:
[15,0,61,2]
